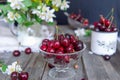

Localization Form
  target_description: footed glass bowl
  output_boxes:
[39,44,86,79]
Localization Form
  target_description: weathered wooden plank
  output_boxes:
[110,49,120,75]
[82,48,120,80]
[22,53,46,80]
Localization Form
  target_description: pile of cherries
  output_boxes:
[93,15,118,32]
[11,71,29,80]
[69,13,89,26]
[40,33,84,64]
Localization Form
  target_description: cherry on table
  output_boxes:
[13,50,21,57]
[25,47,32,54]
[48,63,54,68]
[103,55,111,60]
[19,72,29,80]
[11,71,19,80]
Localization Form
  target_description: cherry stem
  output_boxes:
[108,16,114,28]
[56,26,65,37]
[55,26,59,40]
[105,8,114,19]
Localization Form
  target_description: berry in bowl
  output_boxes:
[91,8,118,56]
[64,12,89,29]
[39,33,86,79]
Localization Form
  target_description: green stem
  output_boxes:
[108,16,114,28]
[105,8,114,19]
[56,26,59,40]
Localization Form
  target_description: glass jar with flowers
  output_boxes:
[0,0,70,50]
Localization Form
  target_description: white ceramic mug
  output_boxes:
[91,31,118,56]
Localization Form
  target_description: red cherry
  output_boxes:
[46,48,55,53]
[99,15,105,24]
[61,38,70,47]
[13,50,21,57]
[66,44,74,53]
[83,19,89,26]
[40,45,47,51]
[63,55,70,63]
[77,16,83,22]
[25,47,32,54]
[58,34,64,41]
[53,40,60,49]
[105,19,111,27]
[65,33,71,39]
[99,26,106,31]
[11,71,19,80]
[58,46,64,52]
[69,13,77,19]
[42,39,49,45]
[48,63,54,68]
[48,40,54,48]
[103,55,111,60]
[94,22,102,28]
[70,35,77,43]
[105,28,112,32]
[55,50,64,59]
[19,72,29,80]
[74,40,84,51]
[112,27,117,32]
[81,78,87,80]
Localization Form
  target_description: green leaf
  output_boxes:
[23,0,32,7]
[35,15,42,23]
[31,2,39,8]
[85,29,92,37]
[0,4,12,15]
[47,22,54,26]
[23,21,34,27]
[2,64,7,72]
[16,12,27,24]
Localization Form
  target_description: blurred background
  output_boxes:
[55,0,120,30]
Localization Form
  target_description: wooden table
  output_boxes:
[0,25,120,80]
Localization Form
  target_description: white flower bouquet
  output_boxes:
[0,0,70,26]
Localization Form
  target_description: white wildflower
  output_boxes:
[5,61,22,75]
[42,5,49,12]
[7,12,15,21]
[8,0,25,10]
[32,9,40,15]
[45,9,56,22]
[8,0,24,3]
[74,28,86,37]
[15,13,21,19]
[37,6,42,10]
[60,0,70,10]
[52,0,62,7]
[7,12,20,21]
[40,12,46,20]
